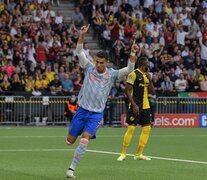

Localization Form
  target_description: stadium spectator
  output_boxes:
[28,63,36,78]
[196,63,204,76]
[64,94,78,121]
[108,17,123,43]
[40,61,47,74]
[61,73,74,95]
[51,0,60,6]
[53,62,59,74]
[168,67,178,82]
[103,83,119,127]
[92,9,104,40]
[113,38,126,63]
[43,4,56,19]
[35,42,47,63]
[175,73,188,92]
[152,73,162,95]
[35,74,48,92]
[73,73,83,92]
[148,92,156,126]
[24,74,35,93]
[161,75,175,96]
[47,41,61,66]
[175,25,190,46]
[17,60,27,80]
[45,66,55,83]
[71,7,84,28]
[55,11,63,24]
[0,74,11,92]
[3,59,16,79]
[26,43,36,67]
[164,26,175,51]
[49,74,62,95]
[1,0,207,98]
[10,73,22,91]
[199,36,207,65]
[199,73,207,92]
[101,25,111,50]
[58,66,65,81]
[160,49,172,66]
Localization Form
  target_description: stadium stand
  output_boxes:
[1,0,207,125]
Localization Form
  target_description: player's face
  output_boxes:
[95,56,107,74]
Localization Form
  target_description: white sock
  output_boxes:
[69,138,89,170]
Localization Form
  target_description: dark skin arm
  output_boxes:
[125,83,139,116]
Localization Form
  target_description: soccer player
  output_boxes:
[117,57,154,161]
[66,24,139,178]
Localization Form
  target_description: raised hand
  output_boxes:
[80,24,90,35]
[131,40,139,53]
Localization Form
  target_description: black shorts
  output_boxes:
[126,108,151,126]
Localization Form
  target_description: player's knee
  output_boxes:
[80,138,89,145]
[127,125,135,134]
[66,137,75,145]
[142,125,151,134]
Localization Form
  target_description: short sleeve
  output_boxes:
[126,71,136,85]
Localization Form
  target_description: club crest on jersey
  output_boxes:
[130,116,135,121]
[103,73,110,79]
[89,73,109,85]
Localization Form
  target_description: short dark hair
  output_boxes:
[136,57,148,68]
[96,51,108,60]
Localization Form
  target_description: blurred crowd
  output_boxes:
[1,0,207,97]
[0,0,85,96]
[77,0,207,96]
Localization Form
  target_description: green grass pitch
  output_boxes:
[0,127,206,180]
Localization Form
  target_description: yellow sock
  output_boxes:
[121,125,135,155]
[137,125,151,156]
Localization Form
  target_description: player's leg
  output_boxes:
[134,125,151,160]
[66,108,85,145]
[117,125,135,161]
[67,132,92,178]
[67,111,102,178]
[66,135,78,145]
[134,109,151,160]
[66,107,87,178]
[117,109,137,161]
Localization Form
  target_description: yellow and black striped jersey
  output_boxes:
[126,68,150,109]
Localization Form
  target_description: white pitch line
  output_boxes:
[0,148,206,165]
[0,149,75,152]
[86,149,207,165]
[0,134,207,138]
[0,136,65,138]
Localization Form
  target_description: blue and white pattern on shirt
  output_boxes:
[78,62,118,112]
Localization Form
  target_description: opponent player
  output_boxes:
[117,57,154,161]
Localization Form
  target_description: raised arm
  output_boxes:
[76,24,91,68]
[117,40,139,80]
